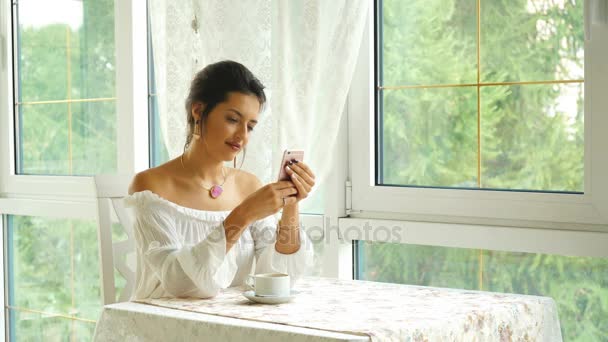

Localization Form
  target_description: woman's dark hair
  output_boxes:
[184,60,266,167]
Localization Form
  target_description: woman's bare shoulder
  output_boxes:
[128,160,178,195]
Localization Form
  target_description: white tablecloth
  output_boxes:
[94,277,562,341]
[93,301,367,341]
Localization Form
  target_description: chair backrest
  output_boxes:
[94,174,136,305]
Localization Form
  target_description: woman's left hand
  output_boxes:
[284,159,316,204]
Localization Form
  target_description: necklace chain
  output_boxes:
[180,153,229,190]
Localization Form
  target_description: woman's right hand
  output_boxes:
[239,181,299,222]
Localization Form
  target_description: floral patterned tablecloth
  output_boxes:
[137,276,562,342]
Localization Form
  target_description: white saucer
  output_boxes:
[242,290,297,304]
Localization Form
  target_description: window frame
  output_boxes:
[339,216,608,258]
[0,0,149,200]
[0,0,148,340]
[348,1,608,231]
[0,216,5,341]
[0,1,603,337]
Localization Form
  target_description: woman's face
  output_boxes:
[194,91,261,161]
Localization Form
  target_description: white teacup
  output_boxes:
[245,273,290,297]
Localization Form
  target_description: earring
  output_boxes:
[193,119,201,136]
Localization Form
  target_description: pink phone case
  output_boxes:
[277,150,304,181]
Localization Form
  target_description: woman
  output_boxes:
[126,60,315,299]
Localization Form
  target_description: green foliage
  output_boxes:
[360,242,608,341]
[381,0,584,191]
[369,0,605,340]
[9,216,100,341]
[17,0,116,175]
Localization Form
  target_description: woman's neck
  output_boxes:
[182,141,226,184]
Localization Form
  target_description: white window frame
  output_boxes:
[348,2,608,233]
[0,0,148,200]
[0,0,148,340]
[0,216,5,341]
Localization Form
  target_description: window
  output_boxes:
[6,215,100,341]
[14,0,117,176]
[0,0,146,340]
[355,241,608,340]
[5,4,117,339]
[378,0,583,192]
[349,0,608,227]
[347,2,608,340]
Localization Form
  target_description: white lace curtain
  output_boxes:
[149,0,368,193]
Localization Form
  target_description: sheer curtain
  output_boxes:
[149,0,367,197]
[271,1,368,194]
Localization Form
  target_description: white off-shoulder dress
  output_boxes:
[124,190,314,300]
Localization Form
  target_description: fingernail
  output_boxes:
[285,166,291,171]
[288,161,293,165]
[293,159,299,163]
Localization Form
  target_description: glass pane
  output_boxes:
[357,242,479,289]
[357,241,608,341]
[380,87,477,187]
[149,94,170,167]
[480,0,584,83]
[73,320,97,341]
[18,0,115,101]
[381,0,477,86]
[147,16,169,167]
[18,24,68,102]
[18,103,70,175]
[148,103,172,169]
[16,0,116,175]
[483,251,608,341]
[7,216,102,334]
[73,221,101,321]
[18,101,117,175]
[71,0,116,100]
[481,83,583,192]
[9,309,72,342]
[379,0,584,194]
[9,216,72,314]
[70,101,117,175]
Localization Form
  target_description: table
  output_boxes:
[94,277,562,341]
[93,301,367,341]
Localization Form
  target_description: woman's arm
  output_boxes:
[275,203,301,254]
[275,158,315,254]
[250,212,314,287]
[224,205,256,252]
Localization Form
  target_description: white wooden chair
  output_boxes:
[94,174,136,305]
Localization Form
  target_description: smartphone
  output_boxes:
[277,149,304,181]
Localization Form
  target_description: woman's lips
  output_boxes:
[226,143,240,151]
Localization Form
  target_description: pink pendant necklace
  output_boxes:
[180,154,229,199]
